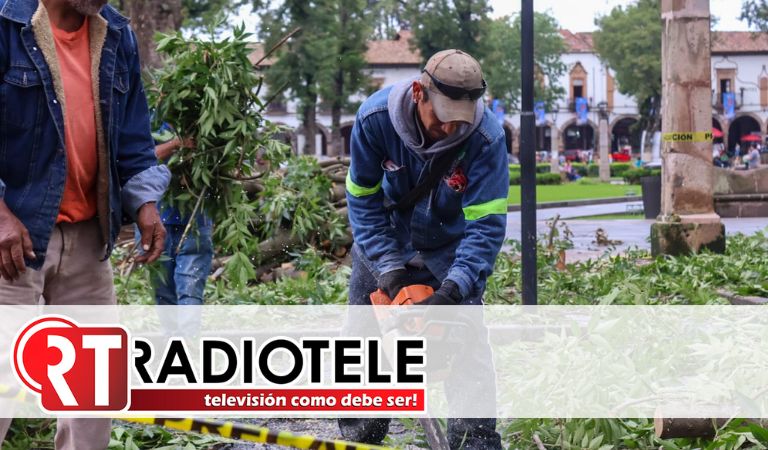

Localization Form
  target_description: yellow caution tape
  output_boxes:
[662,131,712,143]
[0,388,396,449]
[121,417,397,450]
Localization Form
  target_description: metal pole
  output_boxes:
[520,0,537,305]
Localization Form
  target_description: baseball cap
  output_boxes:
[421,49,486,124]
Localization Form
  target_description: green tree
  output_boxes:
[593,0,661,134]
[261,0,372,156]
[741,0,768,30]
[322,0,371,155]
[406,0,493,64]
[483,12,566,112]
[113,0,253,69]
[181,0,254,30]
[367,0,410,39]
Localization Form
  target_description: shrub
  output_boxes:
[509,172,562,185]
[536,163,551,174]
[611,163,632,177]
[571,163,589,177]
[536,173,562,185]
[623,168,661,184]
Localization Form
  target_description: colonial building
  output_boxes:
[257,29,768,159]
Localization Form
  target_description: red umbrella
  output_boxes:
[712,128,723,138]
[740,134,761,142]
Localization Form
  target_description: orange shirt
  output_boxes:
[52,17,98,223]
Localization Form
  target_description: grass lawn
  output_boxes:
[507,179,642,205]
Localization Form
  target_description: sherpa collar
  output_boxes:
[29,1,112,247]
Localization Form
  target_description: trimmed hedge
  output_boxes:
[510,162,634,179]
[536,173,562,185]
[509,171,562,185]
[623,168,661,184]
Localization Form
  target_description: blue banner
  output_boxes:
[575,97,588,125]
[723,92,736,120]
[492,99,505,124]
[534,101,546,126]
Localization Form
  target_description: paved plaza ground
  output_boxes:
[505,201,768,261]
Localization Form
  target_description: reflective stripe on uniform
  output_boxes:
[463,198,508,221]
[346,171,382,197]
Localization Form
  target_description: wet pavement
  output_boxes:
[505,202,768,261]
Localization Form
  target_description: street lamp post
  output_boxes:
[550,106,561,174]
[520,0,536,305]
[597,100,611,182]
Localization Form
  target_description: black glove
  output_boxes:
[378,268,410,298]
[419,280,462,305]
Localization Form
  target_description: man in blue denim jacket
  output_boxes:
[0,0,169,448]
[342,50,507,448]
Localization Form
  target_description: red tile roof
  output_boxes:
[712,31,768,53]
[560,30,594,53]
[365,30,422,65]
[249,30,422,67]
[559,30,768,55]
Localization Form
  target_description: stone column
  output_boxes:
[651,0,725,255]
[599,118,610,182]
[550,124,560,174]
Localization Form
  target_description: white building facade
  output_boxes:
[260,29,768,159]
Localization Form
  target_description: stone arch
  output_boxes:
[727,113,762,154]
[608,114,639,133]
[712,116,724,132]
[712,116,725,144]
[339,121,354,156]
[561,118,597,160]
[609,116,641,155]
[315,123,331,157]
[535,122,553,153]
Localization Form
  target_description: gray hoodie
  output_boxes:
[387,77,484,157]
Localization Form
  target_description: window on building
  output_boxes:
[573,82,584,100]
[720,79,731,95]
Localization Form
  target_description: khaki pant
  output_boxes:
[0,219,114,450]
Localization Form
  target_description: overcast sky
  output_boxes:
[490,0,751,31]
[230,0,752,40]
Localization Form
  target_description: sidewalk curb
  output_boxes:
[507,195,641,212]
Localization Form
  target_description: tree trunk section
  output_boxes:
[302,101,318,156]
[123,0,183,71]
[654,417,727,439]
[329,69,344,157]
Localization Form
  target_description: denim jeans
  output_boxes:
[135,222,213,336]
[152,223,213,306]
[340,244,501,450]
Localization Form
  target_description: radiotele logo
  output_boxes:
[12,316,129,412]
[10,315,426,414]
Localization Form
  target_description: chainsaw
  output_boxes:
[369,284,452,450]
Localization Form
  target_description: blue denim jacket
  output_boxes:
[0,0,170,269]
[346,86,509,299]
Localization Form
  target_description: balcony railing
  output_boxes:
[568,99,591,113]
[712,91,743,114]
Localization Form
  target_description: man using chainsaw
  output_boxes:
[342,49,507,449]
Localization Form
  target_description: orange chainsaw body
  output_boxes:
[370,284,434,305]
